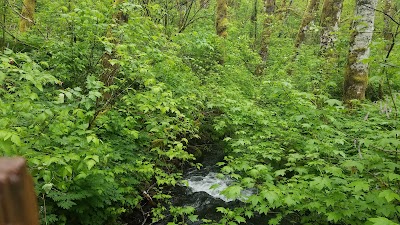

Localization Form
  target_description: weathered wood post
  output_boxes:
[0,157,39,225]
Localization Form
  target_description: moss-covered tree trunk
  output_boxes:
[19,0,36,32]
[250,0,258,41]
[320,0,343,52]
[216,0,228,38]
[100,0,127,101]
[256,0,275,75]
[343,0,378,102]
[295,0,321,48]
[259,0,275,60]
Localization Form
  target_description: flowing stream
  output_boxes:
[163,148,270,225]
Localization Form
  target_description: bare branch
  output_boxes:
[362,4,399,25]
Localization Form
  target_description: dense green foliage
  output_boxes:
[1,0,399,224]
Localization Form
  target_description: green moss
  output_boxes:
[216,0,228,38]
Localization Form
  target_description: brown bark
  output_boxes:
[343,0,378,102]
[320,0,343,52]
[216,0,228,38]
[19,0,36,32]
[295,0,321,48]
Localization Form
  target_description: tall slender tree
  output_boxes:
[19,0,36,32]
[343,0,378,102]
[259,0,275,63]
[255,0,275,75]
[216,0,228,38]
[295,0,321,48]
[320,0,343,52]
[100,0,127,101]
[250,0,258,41]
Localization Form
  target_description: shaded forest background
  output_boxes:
[1,0,400,224]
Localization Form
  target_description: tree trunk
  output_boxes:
[320,0,343,52]
[19,0,36,32]
[250,0,258,41]
[216,0,228,38]
[101,0,127,100]
[255,0,275,75]
[343,0,378,102]
[295,0,321,48]
[259,0,275,63]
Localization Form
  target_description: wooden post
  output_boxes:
[0,157,39,225]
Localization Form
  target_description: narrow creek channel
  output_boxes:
[124,145,296,225]
[166,147,234,224]
[156,147,276,225]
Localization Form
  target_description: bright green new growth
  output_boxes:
[0,0,399,225]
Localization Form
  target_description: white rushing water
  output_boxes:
[186,172,254,202]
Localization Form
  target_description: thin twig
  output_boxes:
[362,4,399,26]
[43,193,48,225]
[0,22,39,49]
[6,0,35,24]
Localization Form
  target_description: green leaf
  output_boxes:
[86,160,96,170]
[222,166,234,174]
[10,134,21,146]
[368,217,399,225]
[188,215,198,222]
[349,180,369,192]
[244,210,253,218]
[268,214,282,225]
[34,82,44,92]
[221,185,243,200]
[241,177,255,188]
[310,176,331,190]
[57,93,65,103]
[387,173,400,181]
[42,183,53,194]
[325,99,343,106]
[342,160,364,172]
[248,195,261,206]
[284,195,296,206]
[379,190,400,202]
[324,166,343,177]
[234,215,246,223]
[0,71,5,83]
[327,212,342,223]
[274,169,286,177]
[260,190,279,204]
